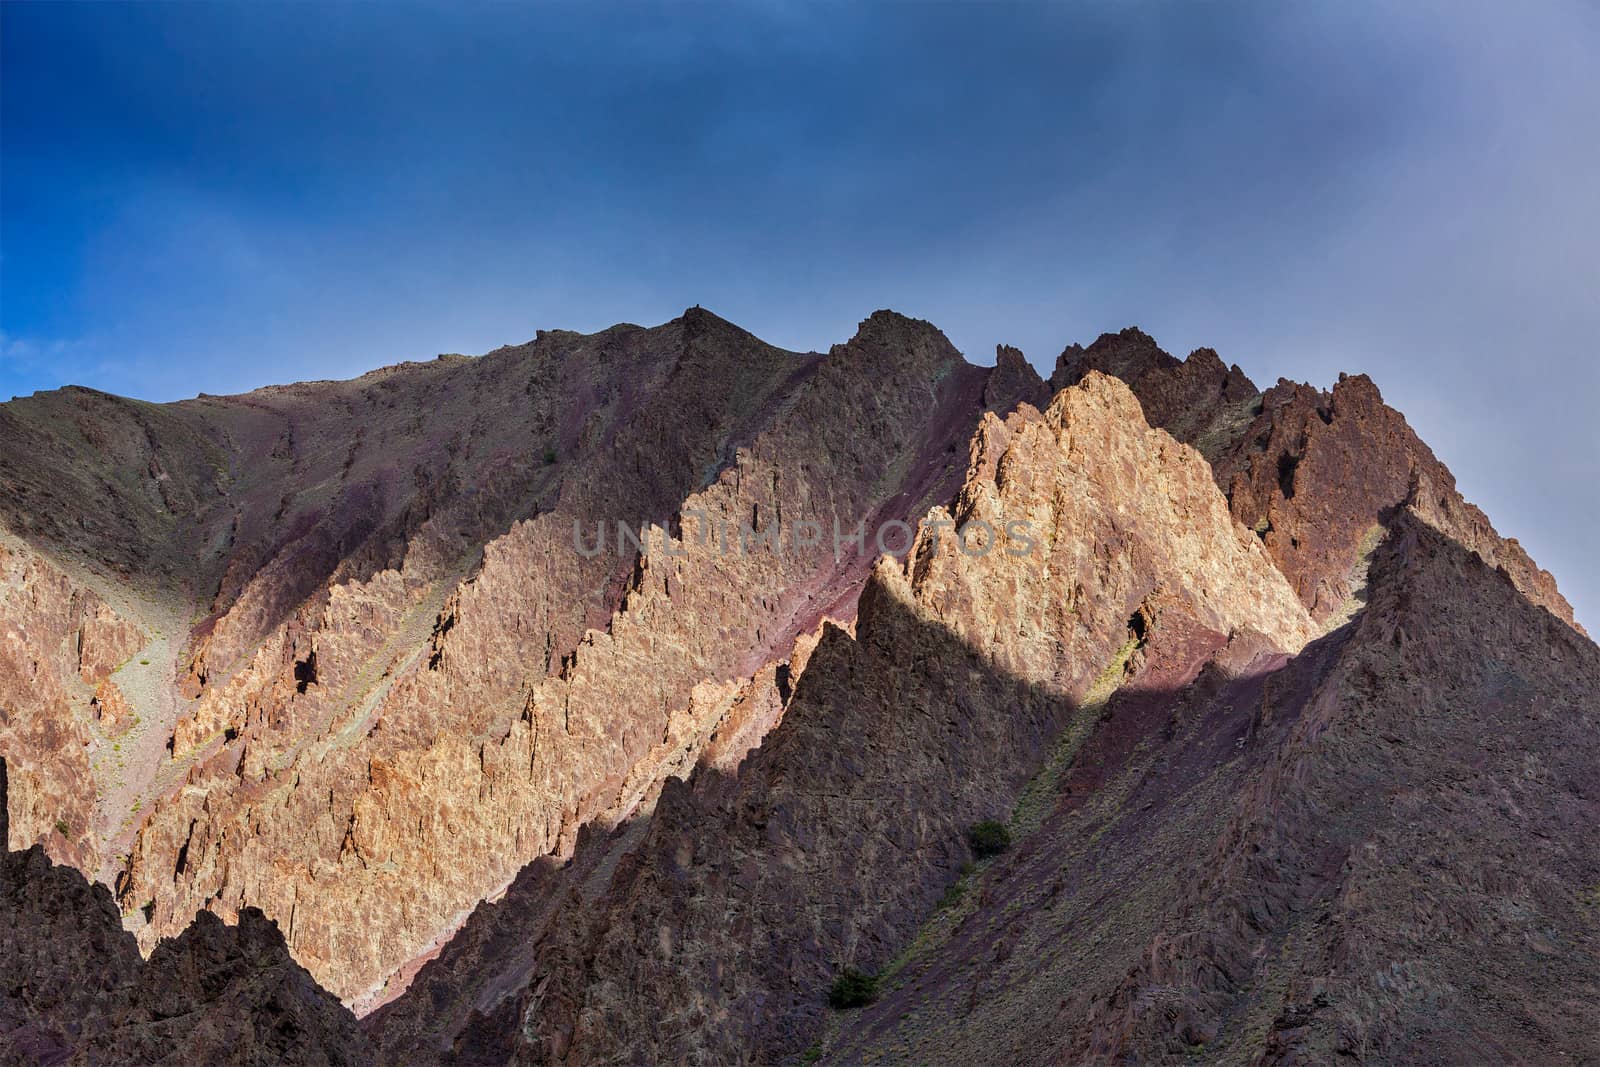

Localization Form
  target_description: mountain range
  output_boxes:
[2,309,1594,1065]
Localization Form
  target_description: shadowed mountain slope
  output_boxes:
[370,371,1317,1063]
[826,512,1600,1065]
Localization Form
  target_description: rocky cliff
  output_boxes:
[367,372,1318,1064]
[1052,328,1583,633]
[0,534,147,878]
[2,755,371,1064]
[2,309,1048,1007]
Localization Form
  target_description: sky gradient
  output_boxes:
[2,2,1597,627]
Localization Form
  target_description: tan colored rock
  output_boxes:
[116,310,1038,1004]
[910,372,1315,680]
[1056,333,1583,634]
[0,535,148,872]
[1,756,371,1065]
[375,372,1315,1064]
[1,306,1589,1067]
[76,600,144,686]
[90,679,135,734]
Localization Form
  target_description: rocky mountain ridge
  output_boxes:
[3,309,1050,1006]
[2,309,1592,1065]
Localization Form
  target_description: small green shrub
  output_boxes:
[543,448,558,465]
[827,967,878,1009]
[968,820,1011,859]
[800,1044,823,1064]
[139,659,150,666]
[54,818,71,836]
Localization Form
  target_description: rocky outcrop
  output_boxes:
[984,344,1049,412]
[825,513,1600,1065]
[0,535,147,873]
[89,679,136,734]
[1054,329,1583,633]
[373,372,1315,1063]
[1,755,372,1065]
[1213,373,1581,632]
[1051,328,1259,462]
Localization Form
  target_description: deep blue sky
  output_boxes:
[2,2,1597,627]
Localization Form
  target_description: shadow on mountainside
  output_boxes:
[370,513,1600,1067]
[826,515,1600,1066]
[104,308,1051,1008]
[366,564,1104,1063]
[2,754,373,1066]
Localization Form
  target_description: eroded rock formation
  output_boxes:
[2,309,1051,1006]
[1053,328,1583,632]
[0,535,146,875]
[2,755,371,1065]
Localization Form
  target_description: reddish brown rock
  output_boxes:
[1,308,1590,1067]
[1053,330,1583,633]
[1213,373,1582,632]
[81,309,1044,1004]
[0,536,150,873]
[89,679,135,734]
[984,343,1050,412]
[1051,327,1259,462]
[76,600,145,686]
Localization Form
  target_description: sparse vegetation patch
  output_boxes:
[828,967,878,1009]
[968,820,1011,859]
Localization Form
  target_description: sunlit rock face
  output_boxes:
[0,536,144,876]
[1052,328,1583,633]
[2,308,1045,1004]
[1,755,372,1065]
